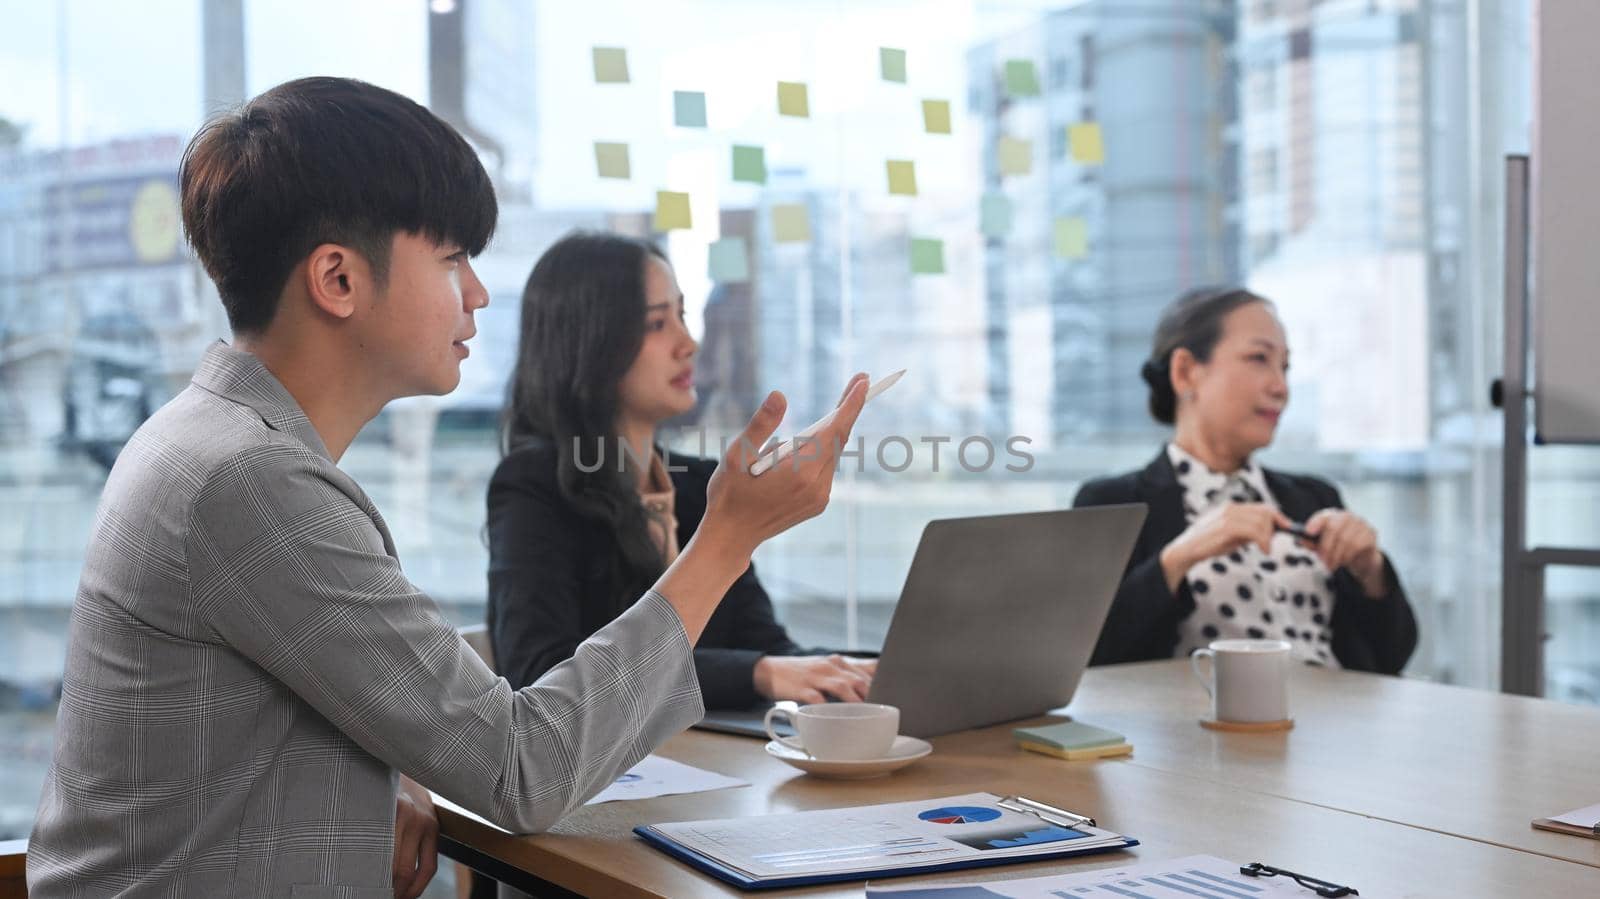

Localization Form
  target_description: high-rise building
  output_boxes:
[969,1,1241,451]
[429,0,540,204]
[0,135,207,461]
[1236,0,1429,451]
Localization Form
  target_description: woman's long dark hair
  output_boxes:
[501,231,669,609]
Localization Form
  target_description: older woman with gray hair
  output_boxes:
[1074,287,1417,673]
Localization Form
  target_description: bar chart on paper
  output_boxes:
[866,855,1315,898]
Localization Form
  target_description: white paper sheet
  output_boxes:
[1552,801,1600,828]
[583,754,748,805]
[428,755,748,835]
[866,854,1339,897]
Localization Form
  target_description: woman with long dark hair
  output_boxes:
[487,231,876,708]
[1074,287,1417,672]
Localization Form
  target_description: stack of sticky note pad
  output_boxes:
[1014,721,1132,761]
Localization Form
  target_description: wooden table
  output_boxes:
[0,839,26,899]
[437,662,1600,897]
[1062,660,1600,869]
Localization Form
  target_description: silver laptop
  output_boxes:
[695,504,1147,739]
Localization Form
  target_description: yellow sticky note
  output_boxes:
[655,191,692,231]
[778,81,810,117]
[1069,122,1105,164]
[998,137,1032,176]
[886,160,917,196]
[592,47,629,84]
[1054,217,1088,259]
[593,142,630,179]
[772,203,811,243]
[922,99,951,135]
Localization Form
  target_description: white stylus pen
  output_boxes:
[748,369,905,476]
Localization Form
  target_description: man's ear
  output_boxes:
[303,243,368,321]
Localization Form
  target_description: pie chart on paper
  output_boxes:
[917,805,1002,825]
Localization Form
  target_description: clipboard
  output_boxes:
[635,791,1138,890]
[1532,802,1600,840]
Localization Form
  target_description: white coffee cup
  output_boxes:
[1191,639,1292,723]
[763,702,900,761]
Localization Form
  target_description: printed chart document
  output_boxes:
[636,791,1137,889]
[584,754,747,805]
[866,854,1319,898]
[431,755,748,834]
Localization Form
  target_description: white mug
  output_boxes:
[1191,639,1292,723]
[763,702,899,761]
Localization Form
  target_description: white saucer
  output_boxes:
[764,735,932,779]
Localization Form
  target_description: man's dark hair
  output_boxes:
[179,76,497,334]
[1141,286,1273,424]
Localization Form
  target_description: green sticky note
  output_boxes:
[998,136,1032,175]
[777,81,810,117]
[593,47,630,84]
[593,142,630,179]
[1054,216,1088,259]
[886,159,917,196]
[909,237,944,275]
[1004,59,1040,97]
[1069,121,1105,164]
[980,192,1012,238]
[674,91,707,128]
[772,203,811,243]
[922,99,951,134]
[1014,721,1124,751]
[732,145,767,184]
[708,237,750,283]
[880,47,907,83]
[655,191,692,231]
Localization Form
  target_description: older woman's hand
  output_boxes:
[1159,503,1294,593]
[1303,509,1389,598]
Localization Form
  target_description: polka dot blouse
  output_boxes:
[1168,443,1338,667]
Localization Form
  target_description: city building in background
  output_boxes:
[968,2,1241,446]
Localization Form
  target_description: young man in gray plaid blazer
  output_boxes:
[27,76,868,898]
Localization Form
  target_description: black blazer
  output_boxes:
[486,438,803,709]
[1073,449,1418,674]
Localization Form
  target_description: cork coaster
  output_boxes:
[1199,717,1294,733]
